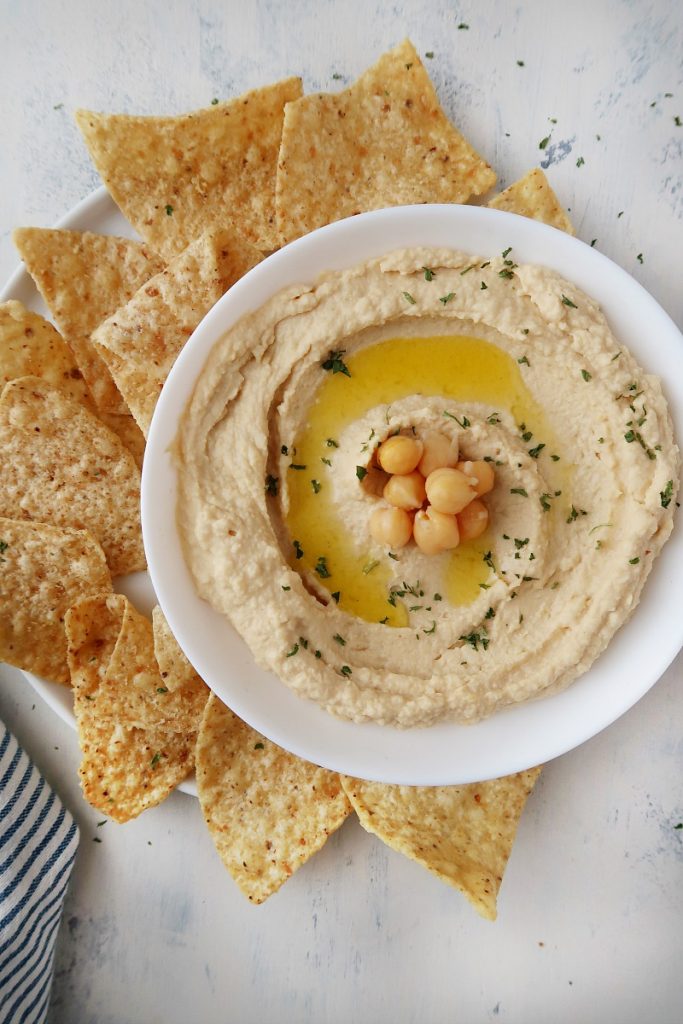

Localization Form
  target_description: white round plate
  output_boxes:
[0,187,198,796]
[143,202,683,785]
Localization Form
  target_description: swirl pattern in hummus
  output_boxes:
[176,247,679,727]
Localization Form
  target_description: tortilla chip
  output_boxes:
[275,39,496,244]
[92,226,262,434]
[0,377,144,576]
[12,227,165,413]
[0,299,145,468]
[0,518,112,685]
[487,167,574,234]
[75,78,303,260]
[66,594,198,822]
[152,605,208,700]
[341,768,542,920]
[196,694,352,903]
[0,300,92,405]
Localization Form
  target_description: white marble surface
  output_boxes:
[1,1,682,1021]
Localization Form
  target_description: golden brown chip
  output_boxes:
[66,594,197,822]
[0,300,92,405]
[98,411,146,470]
[0,518,112,685]
[92,226,262,434]
[0,377,144,576]
[196,694,352,903]
[275,39,496,244]
[487,167,574,234]
[341,768,542,920]
[75,78,303,260]
[12,228,165,413]
[152,605,208,701]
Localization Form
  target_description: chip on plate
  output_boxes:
[12,227,164,417]
[92,226,262,434]
[341,769,542,920]
[0,517,112,685]
[0,300,92,405]
[196,694,352,903]
[0,377,144,576]
[75,78,303,259]
[66,594,201,822]
[487,167,574,235]
[275,39,496,244]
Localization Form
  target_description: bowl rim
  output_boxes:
[142,202,683,785]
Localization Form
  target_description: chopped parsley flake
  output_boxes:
[286,643,299,657]
[457,22,469,30]
[660,480,674,508]
[422,266,436,281]
[439,292,455,305]
[629,557,640,565]
[340,665,352,677]
[356,465,368,481]
[254,742,265,749]
[460,264,477,275]
[311,479,321,493]
[151,752,161,767]
[326,437,339,448]
[561,294,578,308]
[333,633,347,646]
[483,551,495,569]
[486,412,501,425]
[443,410,470,428]
[434,593,443,601]
[576,156,585,167]
[425,51,434,58]
[293,540,304,560]
[322,349,351,376]
[517,59,525,66]
[165,204,173,216]
[289,463,306,470]
[480,281,488,290]
[423,621,437,635]
[590,239,597,247]
[281,585,291,591]
[459,627,489,651]
[332,72,343,80]
[528,443,545,458]
[581,369,592,381]
[484,607,495,619]
[510,487,528,497]
[321,457,332,466]
[637,253,644,264]
[315,556,331,579]
[518,355,530,366]
[539,135,551,150]
[402,291,416,304]
[211,97,219,105]
[331,591,340,603]
[540,493,553,511]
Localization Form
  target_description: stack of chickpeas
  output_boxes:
[368,431,494,555]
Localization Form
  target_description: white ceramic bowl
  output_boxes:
[142,203,683,785]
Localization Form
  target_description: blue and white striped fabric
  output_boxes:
[0,722,79,1024]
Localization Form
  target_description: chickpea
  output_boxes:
[424,467,476,515]
[377,435,423,475]
[457,499,489,541]
[383,471,427,510]
[413,507,460,555]
[456,460,495,497]
[369,507,413,548]
[418,430,459,477]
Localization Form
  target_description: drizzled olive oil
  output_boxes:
[284,334,562,625]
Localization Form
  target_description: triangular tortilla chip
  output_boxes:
[75,78,303,260]
[66,594,198,822]
[341,768,542,920]
[487,167,574,234]
[0,518,112,685]
[152,605,208,702]
[196,694,352,903]
[92,226,262,434]
[12,227,165,414]
[275,39,496,244]
[0,300,91,405]
[0,377,144,576]
[0,299,145,468]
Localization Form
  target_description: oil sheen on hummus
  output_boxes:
[175,247,679,727]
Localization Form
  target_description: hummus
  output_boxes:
[175,247,679,727]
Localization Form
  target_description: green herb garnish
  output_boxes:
[661,480,674,508]
[581,369,592,381]
[510,487,528,497]
[402,291,416,304]
[561,294,578,308]
[315,556,331,579]
[439,292,455,305]
[293,540,304,560]
[286,643,299,657]
[322,349,351,376]
[356,465,368,481]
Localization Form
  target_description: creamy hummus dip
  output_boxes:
[176,247,679,727]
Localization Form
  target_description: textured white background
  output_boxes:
[1,1,682,1022]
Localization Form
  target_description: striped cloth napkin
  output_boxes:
[0,721,79,1024]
